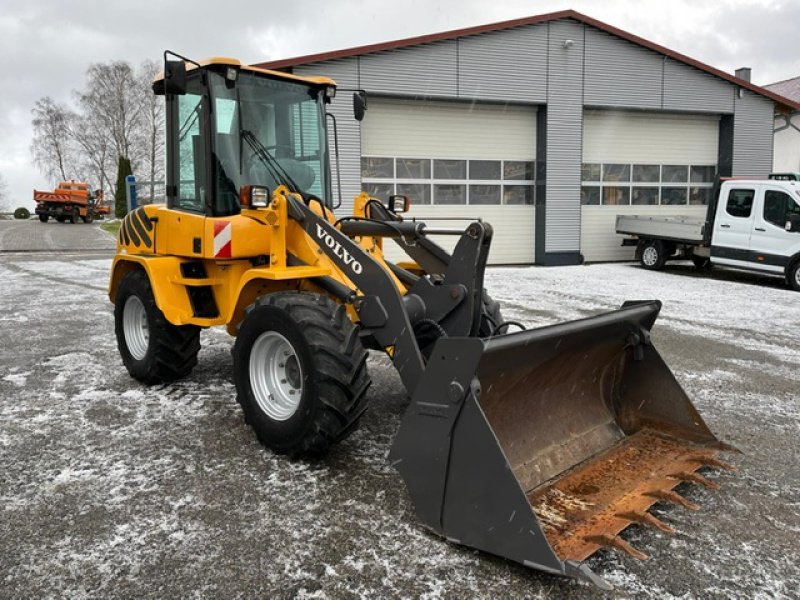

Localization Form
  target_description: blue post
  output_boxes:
[125,175,138,213]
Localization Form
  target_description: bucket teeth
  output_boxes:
[671,470,720,490]
[646,489,700,511]
[617,510,675,534]
[692,456,737,472]
[586,533,648,561]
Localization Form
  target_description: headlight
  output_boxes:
[239,185,271,208]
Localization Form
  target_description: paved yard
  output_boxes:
[0,220,798,598]
[0,218,116,253]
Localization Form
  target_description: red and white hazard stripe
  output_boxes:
[213,221,232,258]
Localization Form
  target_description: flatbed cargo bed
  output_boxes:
[616,214,706,244]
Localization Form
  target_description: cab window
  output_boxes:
[763,190,800,228]
[725,189,754,218]
[171,83,206,213]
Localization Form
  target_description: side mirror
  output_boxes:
[388,194,410,213]
[353,91,367,121]
[164,59,187,95]
[786,214,800,232]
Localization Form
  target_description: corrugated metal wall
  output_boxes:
[732,90,775,177]
[584,28,663,110]
[544,20,584,255]
[293,59,362,212]
[458,26,547,102]
[359,41,458,97]
[663,59,735,113]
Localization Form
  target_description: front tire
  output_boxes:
[38,214,48,223]
[787,261,800,292]
[639,240,667,270]
[478,292,506,336]
[114,270,201,384]
[233,292,370,457]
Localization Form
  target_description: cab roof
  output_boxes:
[154,57,336,87]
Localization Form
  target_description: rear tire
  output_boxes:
[38,214,48,223]
[691,255,712,269]
[639,240,667,270]
[787,261,800,292]
[114,270,201,384]
[233,292,370,457]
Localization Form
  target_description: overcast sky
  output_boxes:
[3,0,799,208]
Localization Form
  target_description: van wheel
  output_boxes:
[639,240,666,270]
[788,262,800,292]
[692,256,712,269]
[233,292,370,457]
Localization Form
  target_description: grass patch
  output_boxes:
[100,221,121,237]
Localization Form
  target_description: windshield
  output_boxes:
[209,71,329,216]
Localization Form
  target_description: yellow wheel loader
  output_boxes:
[109,52,734,589]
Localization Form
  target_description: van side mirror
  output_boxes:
[353,91,367,121]
[786,214,800,232]
[163,59,187,95]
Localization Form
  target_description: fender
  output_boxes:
[109,255,197,325]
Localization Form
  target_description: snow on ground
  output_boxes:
[0,256,798,598]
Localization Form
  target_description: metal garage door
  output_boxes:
[361,98,537,264]
[580,109,719,262]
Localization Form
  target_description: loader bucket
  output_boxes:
[390,300,732,588]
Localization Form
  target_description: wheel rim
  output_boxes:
[249,331,303,421]
[795,267,800,288]
[123,296,149,360]
[642,246,658,266]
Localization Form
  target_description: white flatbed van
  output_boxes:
[616,178,800,291]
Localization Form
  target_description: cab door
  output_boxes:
[163,78,209,258]
[749,184,800,273]
[710,184,759,266]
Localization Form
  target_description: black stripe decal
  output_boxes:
[121,220,130,246]
[135,207,153,232]
[124,217,141,247]
[710,245,789,268]
[130,210,152,248]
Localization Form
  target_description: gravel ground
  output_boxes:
[0,220,798,598]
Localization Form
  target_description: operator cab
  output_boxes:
[155,56,336,218]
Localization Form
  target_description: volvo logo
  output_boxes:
[315,224,363,275]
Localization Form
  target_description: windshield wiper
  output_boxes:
[240,129,301,195]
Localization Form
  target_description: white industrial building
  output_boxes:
[257,9,800,265]
[765,75,800,174]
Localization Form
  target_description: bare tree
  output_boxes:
[137,59,165,202]
[30,59,167,204]
[77,61,145,169]
[70,111,116,193]
[31,97,75,182]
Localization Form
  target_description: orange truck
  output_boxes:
[33,180,109,223]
